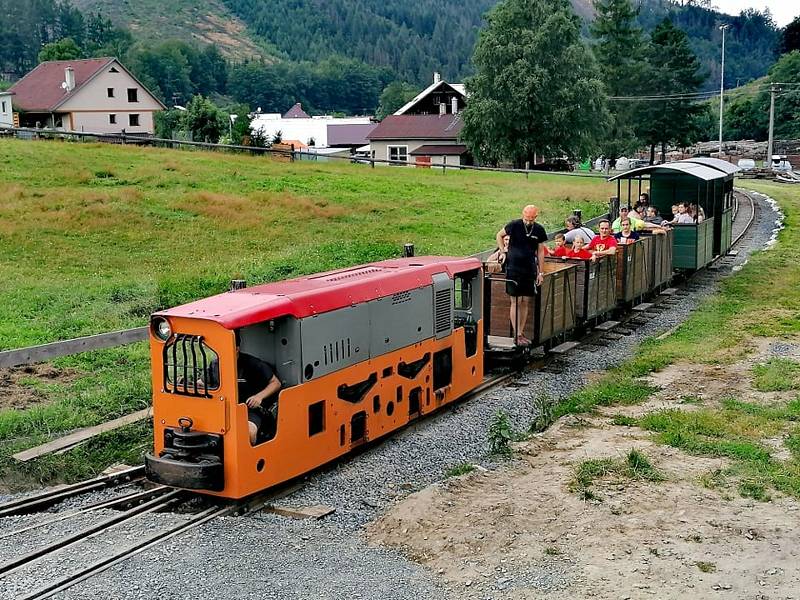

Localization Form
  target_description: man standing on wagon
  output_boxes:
[495,205,547,346]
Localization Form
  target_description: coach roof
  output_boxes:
[156,256,480,330]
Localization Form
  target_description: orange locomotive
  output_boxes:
[145,257,483,499]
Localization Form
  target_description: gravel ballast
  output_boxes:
[0,191,780,600]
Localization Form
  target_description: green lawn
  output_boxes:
[0,138,611,348]
[0,138,611,490]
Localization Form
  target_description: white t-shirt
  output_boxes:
[564,226,596,244]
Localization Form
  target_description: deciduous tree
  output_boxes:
[38,37,82,62]
[461,0,608,166]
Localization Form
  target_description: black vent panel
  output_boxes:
[434,289,452,335]
[323,338,352,366]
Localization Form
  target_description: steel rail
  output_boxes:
[0,489,185,578]
[0,486,170,541]
[731,189,757,248]
[0,465,145,518]
[17,485,303,600]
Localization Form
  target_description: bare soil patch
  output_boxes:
[0,364,78,410]
[367,339,800,598]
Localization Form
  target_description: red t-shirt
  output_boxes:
[588,235,618,252]
[551,245,568,257]
[565,248,593,260]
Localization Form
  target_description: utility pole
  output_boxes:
[767,83,777,168]
[718,24,729,156]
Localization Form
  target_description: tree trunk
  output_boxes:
[649,144,655,165]
[660,141,666,164]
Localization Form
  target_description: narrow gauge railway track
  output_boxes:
[1,483,300,600]
[0,465,144,518]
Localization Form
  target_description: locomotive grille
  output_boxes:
[162,334,216,398]
[391,291,411,305]
[323,337,352,366]
[434,288,453,334]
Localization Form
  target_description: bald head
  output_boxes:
[522,205,538,225]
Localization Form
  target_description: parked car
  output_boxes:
[531,158,574,172]
[628,158,648,169]
[737,159,756,171]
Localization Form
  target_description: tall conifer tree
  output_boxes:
[591,0,646,161]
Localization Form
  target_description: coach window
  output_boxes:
[388,145,407,164]
[129,114,140,127]
[454,275,472,310]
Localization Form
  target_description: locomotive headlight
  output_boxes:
[152,317,172,342]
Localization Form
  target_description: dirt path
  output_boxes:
[367,340,800,599]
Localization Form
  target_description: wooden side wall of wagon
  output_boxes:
[535,261,578,347]
[545,255,616,324]
[646,228,674,290]
[616,236,653,304]
[608,157,740,273]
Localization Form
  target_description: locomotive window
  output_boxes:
[454,275,472,310]
[164,335,220,395]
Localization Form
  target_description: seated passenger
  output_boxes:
[565,235,593,259]
[486,234,510,274]
[614,218,640,245]
[639,192,650,207]
[663,202,694,225]
[612,206,646,233]
[563,215,596,245]
[691,203,705,223]
[644,206,662,225]
[633,201,646,219]
[551,232,568,257]
[588,219,618,261]
[206,336,282,446]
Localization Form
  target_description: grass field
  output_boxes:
[0,138,611,490]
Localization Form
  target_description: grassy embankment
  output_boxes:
[0,138,612,490]
[547,182,800,501]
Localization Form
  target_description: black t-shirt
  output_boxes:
[205,353,276,404]
[504,219,548,276]
[237,353,276,403]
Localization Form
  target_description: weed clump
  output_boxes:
[488,410,514,456]
[570,449,665,500]
[752,358,800,392]
[529,394,556,433]
[445,463,475,478]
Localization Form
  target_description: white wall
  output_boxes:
[70,110,154,134]
[0,94,12,127]
[252,115,373,147]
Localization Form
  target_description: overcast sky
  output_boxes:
[713,1,798,26]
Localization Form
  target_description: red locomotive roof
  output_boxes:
[157,256,481,329]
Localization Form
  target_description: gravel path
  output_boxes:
[0,191,781,600]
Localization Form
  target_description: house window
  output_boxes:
[107,87,114,98]
[1,101,5,113]
[109,114,116,124]
[127,88,138,103]
[109,67,119,73]
[129,114,140,127]
[388,145,408,164]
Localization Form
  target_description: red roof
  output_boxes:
[9,58,114,112]
[367,114,463,141]
[283,102,311,119]
[410,144,468,156]
[157,256,480,330]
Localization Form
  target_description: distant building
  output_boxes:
[367,73,470,167]
[0,91,13,127]
[7,57,164,134]
[251,103,376,151]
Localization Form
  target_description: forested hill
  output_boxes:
[222,0,496,85]
[223,0,778,89]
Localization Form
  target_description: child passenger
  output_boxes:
[565,235,593,259]
[551,233,568,257]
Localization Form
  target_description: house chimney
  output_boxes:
[433,72,441,84]
[451,96,458,114]
[439,102,446,116]
[64,67,75,92]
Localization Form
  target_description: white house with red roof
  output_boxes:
[367,73,470,167]
[0,91,13,127]
[7,57,164,134]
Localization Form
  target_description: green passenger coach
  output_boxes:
[609,157,740,271]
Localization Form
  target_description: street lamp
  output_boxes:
[718,24,730,156]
